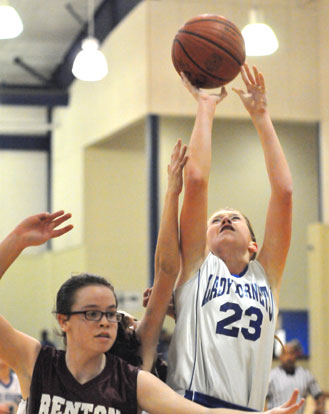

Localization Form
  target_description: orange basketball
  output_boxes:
[172,14,246,89]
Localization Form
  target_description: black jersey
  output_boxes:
[27,346,139,414]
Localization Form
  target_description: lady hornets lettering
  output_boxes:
[201,273,274,342]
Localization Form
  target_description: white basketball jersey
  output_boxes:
[0,371,21,406]
[167,253,278,411]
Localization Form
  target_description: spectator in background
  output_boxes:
[267,340,325,414]
[0,357,21,414]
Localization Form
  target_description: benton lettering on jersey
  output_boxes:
[38,394,121,414]
[201,274,274,320]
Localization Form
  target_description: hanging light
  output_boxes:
[72,37,108,81]
[242,8,279,56]
[72,0,108,82]
[0,0,23,39]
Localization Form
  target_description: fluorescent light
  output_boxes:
[72,37,108,82]
[0,4,23,39]
[242,9,278,56]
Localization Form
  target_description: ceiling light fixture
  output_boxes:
[72,0,108,82]
[242,8,279,56]
[0,0,23,39]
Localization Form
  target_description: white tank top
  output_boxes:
[0,371,21,407]
[167,253,277,411]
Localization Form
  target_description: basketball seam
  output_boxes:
[184,18,244,41]
[174,38,229,83]
[178,30,243,66]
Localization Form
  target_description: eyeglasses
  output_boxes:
[65,310,123,323]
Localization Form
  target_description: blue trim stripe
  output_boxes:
[188,271,201,390]
[185,390,258,411]
[231,263,249,278]
[0,371,14,388]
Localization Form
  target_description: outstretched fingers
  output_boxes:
[180,72,227,104]
[280,399,305,414]
[241,63,253,87]
[232,87,246,98]
[171,139,182,160]
[51,213,72,229]
[177,143,188,168]
[50,212,73,237]
[167,139,188,194]
[216,86,228,103]
[244,62,256,84]
[51,224,74,239]
[41,210,65,222]
[268,389,305,414]
[255,69,266,92]
[171,139,188,169]
[280,389,302,409]
[142,287,152,308]
[37,211,73,239]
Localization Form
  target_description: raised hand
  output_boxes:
[181,72,227,105]
[13,210,73,248]
[142,287,176,319]
[142,287,152,308]
[266,389,305,414]
[167,139,188,196]
[233,63,267,117]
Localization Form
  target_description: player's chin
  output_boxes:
[94,336,114,351]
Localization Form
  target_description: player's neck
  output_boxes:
[220,252,250,275]
[65,347,106,384]
[225,260,249,276]
[211,246,250,275]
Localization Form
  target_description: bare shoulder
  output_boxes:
[176,250,208,288]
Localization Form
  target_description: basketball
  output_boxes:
[172,14,246,89]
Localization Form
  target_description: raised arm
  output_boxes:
[178,73,227,286]
[0,210,73,279]
[0,211,73,398]
[137,140,187,372]
[233,64,293,297]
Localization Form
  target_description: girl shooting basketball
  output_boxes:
[166,63,293,411]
